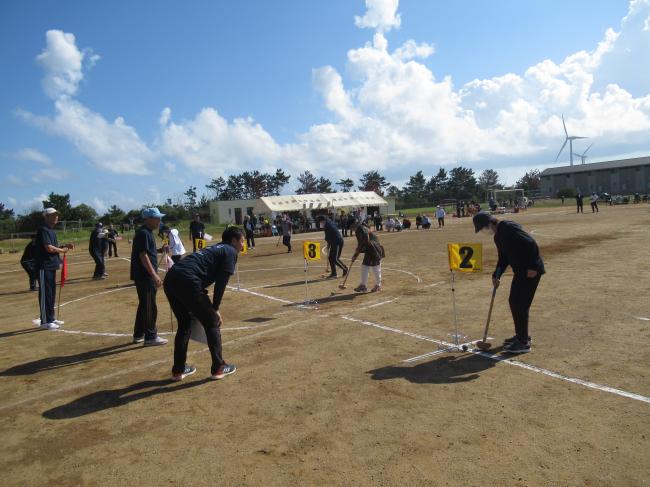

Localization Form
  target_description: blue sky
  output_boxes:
[1,0,648,214]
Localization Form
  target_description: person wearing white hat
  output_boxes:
[130,208,168,346]
[34,208,74,330]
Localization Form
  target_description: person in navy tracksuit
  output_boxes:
[317,215,348,278]
[163,226,243,381]
[34,208,73,329]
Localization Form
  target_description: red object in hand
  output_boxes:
[61,254,68,287]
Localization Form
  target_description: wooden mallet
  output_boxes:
[338,258,355,289]
[476,285,497,351]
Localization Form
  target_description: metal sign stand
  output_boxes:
[303,258,317,305]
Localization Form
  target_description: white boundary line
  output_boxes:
[341,315,650,405]
[635,316,650,321]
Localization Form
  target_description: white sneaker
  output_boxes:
[144,336,168,346]
[40,322,60,330]
[54,320,64,326]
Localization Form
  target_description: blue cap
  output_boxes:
[142,207,165,219]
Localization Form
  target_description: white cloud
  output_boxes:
[23,30,152,175]
[18,98,153,175]
[36,30,86,99]
[31,167,68,183]
[13,148,52,165]
[355,0,401,33]
[8,197,18,206]
[158,107,282,177]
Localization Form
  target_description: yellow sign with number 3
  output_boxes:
[447,243,482,272]
[303,241,321,261]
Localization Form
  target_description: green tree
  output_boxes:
[316,177,334,193]
[296,170,318,194]
[184,186,198,210]
[478,169,501,191]
[516,169,541,191]
[425,168,448,200]
[267,169,291,196]
[69,203,97,223]
[386,185,401,198]
[403,170,427,201]
[358,170,390,195]
[446,166,478,200]
[205,177,226,199]
[0,202,15,220]
[336,178,354,192]
[101,205,126,223]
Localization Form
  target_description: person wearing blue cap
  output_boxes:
[472,212,544,353]
[130,208,168,346]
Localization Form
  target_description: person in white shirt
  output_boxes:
[590,193,599,213]
[166,227,186,263]
[435,205,446,228]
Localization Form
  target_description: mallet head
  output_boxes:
[476,341,492,351]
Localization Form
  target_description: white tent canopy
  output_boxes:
[254,191,387,214]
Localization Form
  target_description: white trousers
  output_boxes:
[360,264,381,286]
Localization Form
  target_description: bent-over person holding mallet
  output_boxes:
[472,212,545,353]
[163,226,244,381]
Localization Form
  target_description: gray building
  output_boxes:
[540,156,650,196]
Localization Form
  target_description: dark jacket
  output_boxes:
[493,221,545,278]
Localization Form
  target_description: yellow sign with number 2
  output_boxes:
[447,243,482,272]
[303,241,321,261]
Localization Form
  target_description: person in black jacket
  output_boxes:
[317,215,348,278]
[20,234,38,291]
[107,224,119,257]
[163,226,243,381]
[89,223,107,279]
[473,212,545,353]
[189,213,205,252]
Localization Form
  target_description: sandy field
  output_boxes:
[1,204,649,486]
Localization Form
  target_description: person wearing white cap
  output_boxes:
[130,208,168,346]
[34,208,74,329]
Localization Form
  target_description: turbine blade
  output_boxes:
[555,139,568,161]
[573,136,588,139]
[583,142,594,155]
[562,114,568,137]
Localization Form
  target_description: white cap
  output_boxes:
[43,207,58,216]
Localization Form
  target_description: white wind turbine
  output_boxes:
[555,114,588,166]
[572,142,594,165]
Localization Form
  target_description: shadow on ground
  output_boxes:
[0,342,140,376]
[0,328,42,339]
[43,378,211,419]
[367,347,506,384]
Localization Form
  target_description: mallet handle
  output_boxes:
[481,286,497,342]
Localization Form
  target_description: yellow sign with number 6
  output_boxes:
[447,243,482,272]
[194,238,206,251]
[303,241,321,261]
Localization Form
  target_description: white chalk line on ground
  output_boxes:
[423,281,445,288]
[635,316,650,321]
[0,315,323,413]
[341,316,650,405]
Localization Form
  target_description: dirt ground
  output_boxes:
[1,204,649,486]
